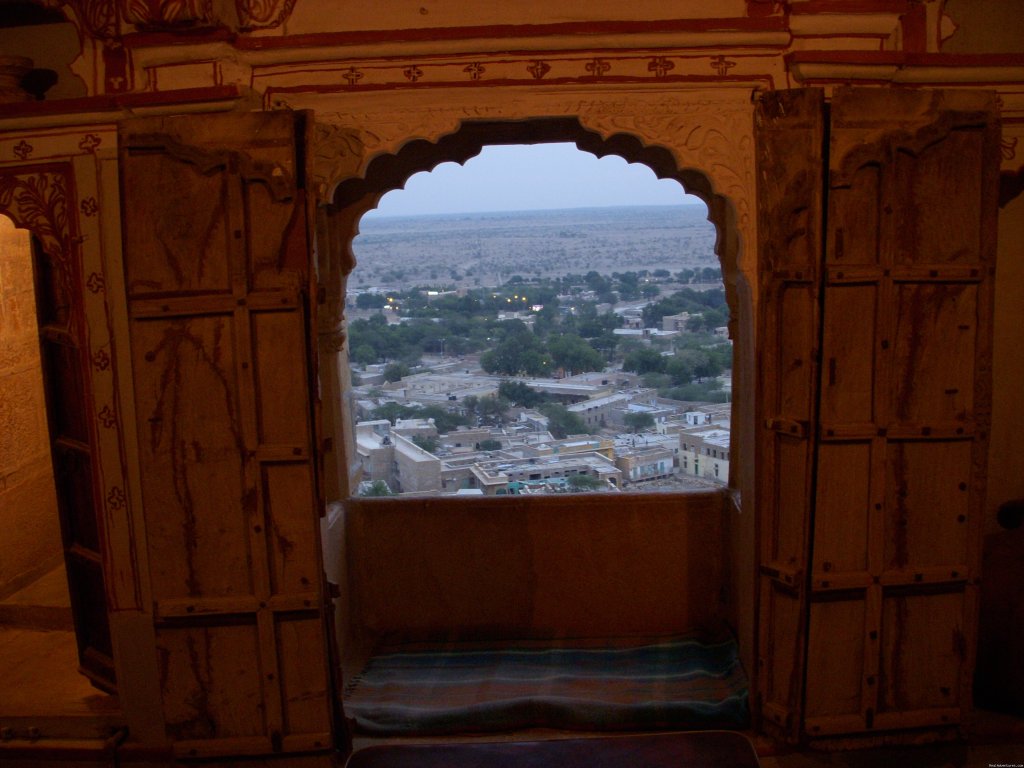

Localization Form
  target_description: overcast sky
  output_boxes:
[365,143,703,217]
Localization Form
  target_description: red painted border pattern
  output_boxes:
[0,85,241,121]
[120,16,789,51]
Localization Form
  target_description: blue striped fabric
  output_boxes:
[344,634,749,735]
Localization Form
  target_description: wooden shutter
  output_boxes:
[119,112,338,759]
[32,235,117,693]
[806,88,999,737]
[754,88,826,742]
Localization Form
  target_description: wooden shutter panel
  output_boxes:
[754,88,826,742]
[31,235,117,693]
[807,88,999,737]
[119,112,338,759]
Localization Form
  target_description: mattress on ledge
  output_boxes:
[343,633,749,736]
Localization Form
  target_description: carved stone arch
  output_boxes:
[315,111,755,509]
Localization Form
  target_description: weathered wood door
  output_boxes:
[756,88,999,742]
[754,88,826,741]
[806,88,999,739]
[32,235,117,693]
[119,112,339,759]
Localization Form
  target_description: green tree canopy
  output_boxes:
[498,380,547,407]
[411,434,439,453]
[360,479,394,497]
[383,362,411,382]
[539,402,589,439]
[623,411,656,433]
[477,394,511,425]
[480,333,552,376]
[568,474,604,491]
[622,346,666,375]
[548,334,605,376]
[355,292,386,309]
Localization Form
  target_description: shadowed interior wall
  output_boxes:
[0,217,61,596]
[343,492,730,665]
[988,194,1024,536]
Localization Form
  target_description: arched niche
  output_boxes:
[310,106,758,676]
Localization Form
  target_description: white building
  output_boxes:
[679,425,731,484]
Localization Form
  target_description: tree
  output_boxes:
[478,394,510,425]
[666,349,713,384]
[641,371,672,389]
[499,380,545,407]
[591,330,620,361]
[622,346,666,375]
[623,411,656,433]
[669,347,722,381]
[411,434,439,453]
[584,270,610,294]
[614,271,640,300]
[356,292,386,309]
[548,334,605,376]
[360,480,393,497]
[478,438,502,451]
[415,405,469,433]
[539,402,588,439]
[568,474,604,491]
[383,362,410,382]
[371,402,414,424]
[351,343,378,366]
[660,379,728,404]
[480,331,553,376]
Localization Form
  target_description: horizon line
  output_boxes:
[362,201,707,220]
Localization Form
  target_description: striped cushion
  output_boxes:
[344,634,749,735]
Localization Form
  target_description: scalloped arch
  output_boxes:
[324,116,746,329]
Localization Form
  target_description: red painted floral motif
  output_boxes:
[79,133,103,153]
[62,0,118,38]
[236,0,297,30]
[710,56,737,76]
[648,57,675,77]
[93,349,111,371]
[585,59,611,77]
[13,141,33,160]
[81,197,99,217]
[464,63,485,80]
[404,66,424,82]
[343,67,364,85]
[0,171,70,261]
[106,486,126,510]
[99,405,118,428]
[122,0,215,28]
[527,61,551,80]
[87,272,106,293]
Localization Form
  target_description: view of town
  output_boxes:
[348,205,732,497]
